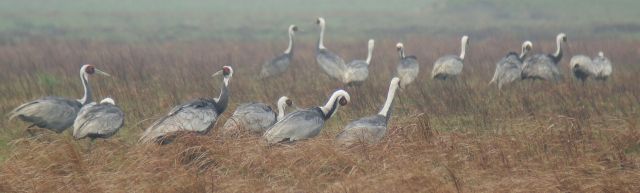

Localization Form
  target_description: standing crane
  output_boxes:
[259,25,299,79]
[73,97,124,140]
[221,96,293,136]
[335,77,400,147]
[263,90,350,144]
[9,64,110,135]
[432,35,470,80]
[521,33,567,81]
[139,66,233,144]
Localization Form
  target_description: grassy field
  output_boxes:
[1,0,640,192]
[0,36,639,192]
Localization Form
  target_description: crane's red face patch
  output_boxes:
[286,99,293,106]
[339,97,348,106]
[222,67,231,76]
[85,65,95,74]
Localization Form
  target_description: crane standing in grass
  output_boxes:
[263,90,350,144]
[570,51,613,82]
[73,97,124,140]
[343,39,375,85]
[315,17,348,82]
[521,33,567,81]
[489,41,533,89]
[432,35,470,80]
[335,77,400,147]
[139,66,233,144]
[395,42,419,89]
[222,96,294,136]
[259,25,299,79]
[9,64,111,135]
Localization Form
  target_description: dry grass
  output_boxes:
[0,36,640,192]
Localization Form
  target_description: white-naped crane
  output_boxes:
[9,64,111,135]
[315,17,348,82]
[263,90,350,144]
[335,77,400,147]
[395,42,419,89]
[139,66,233,144]
[259,25,299,79]
[343,39,375,85]
[570,51,613,82]
[221,96,293,136]
[73,97,124,140]
[522,33,567,81]
[432,35,470,80]
[489,41,533,89]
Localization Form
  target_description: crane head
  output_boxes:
[81,64,111,77]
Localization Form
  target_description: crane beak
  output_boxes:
[211,70,223,77]
[96,69,111,77]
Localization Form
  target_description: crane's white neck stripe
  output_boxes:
[284,29,294,54]
[378,79,399,116]
[318,23,326,50]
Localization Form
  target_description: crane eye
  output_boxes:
[338,97,348,106]
[292,26,298,31]
[85,65,95,74]
[286,99,293,106]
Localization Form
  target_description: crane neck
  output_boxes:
[319,91,347,120]
[365,42,374,64]
[317,23,326,50]
[460,39,467,60]
[553,38,563,62]
[398,48,405,59]
[277,101,286,122]
[284,30,294,54]
[78,72,92,105]
[214,77,230,114]
[378,80,399,118]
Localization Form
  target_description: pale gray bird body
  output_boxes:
[522,33,567,81]
[222,96,293,135]
[8,64,110,133]
[315,17,347,82]
[395,43,419,89]
[343,39,375,85]
[432,36,469,80]
[73,98,124,140]
[570,51,613,82]
[263,90,350,144]
[259,25,298,78]
[489,41,533,89]
[336,77,400,147]
[139,66,233,144]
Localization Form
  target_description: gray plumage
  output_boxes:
[432,36,469,80]
[264,90,350,144]
[8,64,110,133]
[570,52,613,82]
[259,25,298,78]
[395,42,419,89]
[139,66,233,144]
[222,96,292,135]
[489,41,533,89]
[343,39,375,85]
[522,33,567,81]
[336,77,400,147]
[9,97,82,133]
[73,98,124,140]
[316,17,348,82]
[592,52,613,80]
